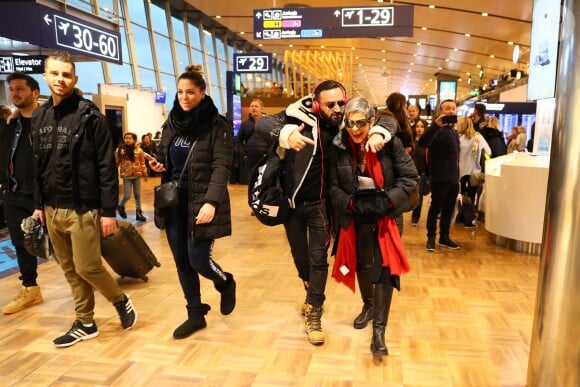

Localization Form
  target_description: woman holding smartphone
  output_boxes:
[116,132,148,221]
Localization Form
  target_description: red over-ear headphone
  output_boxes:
[311,80,348,114]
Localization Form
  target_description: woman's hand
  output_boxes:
[148,158,166,173]
[196,203,216,224]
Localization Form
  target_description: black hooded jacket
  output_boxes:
[31,93,119,216]
[156,95,233,240]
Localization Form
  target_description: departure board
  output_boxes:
[253,5,414,40]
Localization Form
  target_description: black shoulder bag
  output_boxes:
[154,141,196,209]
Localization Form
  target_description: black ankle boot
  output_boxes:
[354,266,374,329]
[370,279,394,356]
[136,208,147,222]
[215,272,236,315]
[118,206,127,219]
[173,304,210,340]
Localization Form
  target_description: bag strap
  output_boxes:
[176,140,197,185]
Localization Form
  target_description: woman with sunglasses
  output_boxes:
[329,96,418,356]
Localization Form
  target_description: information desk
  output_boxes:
[484,153,550,254]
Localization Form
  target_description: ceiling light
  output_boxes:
[453,48,459,52]
[481,12,488,17]
[421,27,428,31]
[381,49,386,53]
[408,69,412,72]
[289,44,293,47]
[215,15,221,19]
[513,44,520,63]
[458,78,462,81]
[380,38,386,41]
[445,58,450,62]
[465,33,471,37]
[355,56,360,59]
[416,42,422,46]
[489,54,495,58]
[239,31,245,35]
[438,67,443,70]
[410,62,414,65]
[382,59,386,62]
[476,64,481,68]
[351,47,356,50]
[507,41,514,45]
[429,5,435,8]
[413,54,417,57]
[320,45,325,48]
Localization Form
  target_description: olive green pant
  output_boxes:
[45,206,124,324]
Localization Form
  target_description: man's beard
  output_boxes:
[319,109,343,127]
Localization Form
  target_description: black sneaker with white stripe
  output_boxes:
[53,320,99,348]
[114,294,137,330]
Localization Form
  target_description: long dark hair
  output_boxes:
[118,132,137,162]
[386,92,413,141]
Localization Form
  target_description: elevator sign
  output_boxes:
[254,5,413,40]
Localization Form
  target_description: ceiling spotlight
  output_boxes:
[465,33,471,37]
[507,41,514,45]
[479,69,484,78]
[481,12,489,17]
[429,5,436,8]
[489,54,495,58]
[421,26,428,31]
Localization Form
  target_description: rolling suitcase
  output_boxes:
[101,221,160,281]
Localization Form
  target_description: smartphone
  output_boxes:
[143,152,155,161]
[442,115,458,125]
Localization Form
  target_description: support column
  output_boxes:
[526,1,580,386]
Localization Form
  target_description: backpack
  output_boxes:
[248,145,291,226]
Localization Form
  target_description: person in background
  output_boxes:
[471,103,488,131]
[411,119,429,226]
[407,103,421,137]
[0,72,43,314]
[0,105,12,122]
[255,80,397,346]
[149,65,236,340]
[379,92,414,155]
[418,99,461,252]
[329,96,417,356]
[32,51,136,348]
[237,98,270,176]
[515,126,528,152]
[480,116,507,157]
[153,131,161,140]
[456,117,491,228]
[507,126,519,153]
[140,133,157,176]
[116,132,148,222]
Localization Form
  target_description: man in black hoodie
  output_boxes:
[0,73,42,314]
[418,99,461,252]
[31,51,137,348]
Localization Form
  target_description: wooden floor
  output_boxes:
[0,177,539,386]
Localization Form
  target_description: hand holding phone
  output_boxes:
[441,115,458,125]
[143,152,154,160]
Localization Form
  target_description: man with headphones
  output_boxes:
[256,80,395,345]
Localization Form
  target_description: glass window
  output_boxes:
[216,35,226,59]
[76,62,105,95]
[171,12,186,43]
[203,30,215,56]
[208,55,219,88]
[131,24,154,68]
[188,22,202,50]
[30,74,50,98]
[155,33,174,73]
[98,0,118,22]
[119,19,130,65]
[149,2,168,36]
[138,67,157,89]
[218,59,227,88]
[159,72,177,112]
[210,85,224,112]
[127,0,147,26]
[65,0,91,13]
[175,43,190,72]
[192,49,204,68]
[109,62,134,86]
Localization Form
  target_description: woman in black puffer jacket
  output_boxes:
[149,65,236,340]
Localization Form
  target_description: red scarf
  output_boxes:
[332,139,411,292]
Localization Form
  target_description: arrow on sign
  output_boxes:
[256,11,262,19]
[334,10,341,17]
[44,14,52,25]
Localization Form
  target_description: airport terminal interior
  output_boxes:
[0,0,574,386]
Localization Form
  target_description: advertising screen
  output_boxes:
[232,95,242,136]
[439,80,457,102]
[527,0,561,100]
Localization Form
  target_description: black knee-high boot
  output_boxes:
[353,266,374,329]
[370,278,394,356]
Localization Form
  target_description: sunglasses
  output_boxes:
[345,118,370,128]
[325,100,346,109]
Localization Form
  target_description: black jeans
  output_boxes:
[165,195,227,308]
[426,181,459,239]
[284,199,330,308]
[3,191,38,287]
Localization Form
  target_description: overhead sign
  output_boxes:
[233,53,272,73]
[0,55,47,74]
[253,5,413,40]
[0,2,122,65]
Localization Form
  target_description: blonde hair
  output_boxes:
[516,125,526,134]
[457,117,477,139]
[487,116,501,130]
